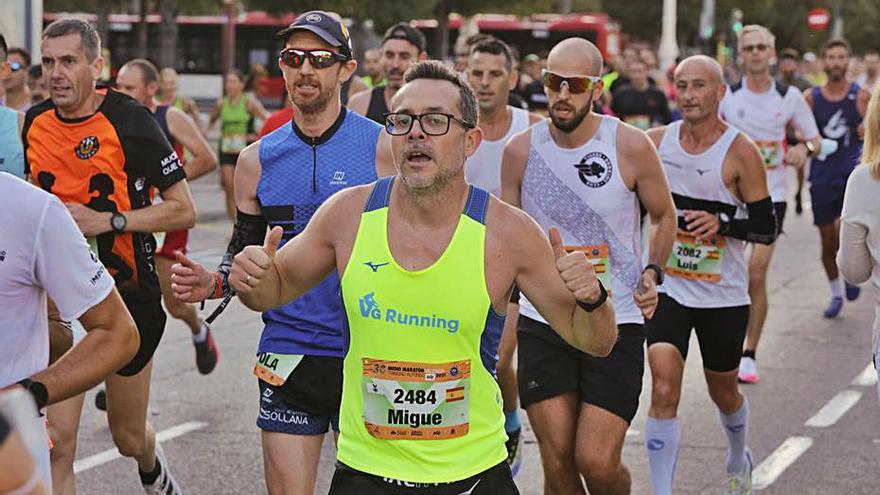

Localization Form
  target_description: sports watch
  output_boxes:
[16,378,48,409]
[111,212,127,233]
[643,264,665,285]
[577,279,608,313]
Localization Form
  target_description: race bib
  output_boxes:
[755,140,783,169]
[362,358,470,441]
[666,231,725,283]
[565,245,612,296]
[221,134,248,154]
[253,352,304,386]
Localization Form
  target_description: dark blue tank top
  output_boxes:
[256,109,381,356]
[809,83,863,185]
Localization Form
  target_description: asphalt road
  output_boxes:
[70,170,879,494]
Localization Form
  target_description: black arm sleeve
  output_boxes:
[216,209,268,297]
[719,197,777,245]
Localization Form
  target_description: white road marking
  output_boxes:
[752,436,813,490]
[804,390,862,428]
[851,363,877,387]
[73,421,208,473]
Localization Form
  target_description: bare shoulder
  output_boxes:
[616,121,655,153]
[527,112,543,124]
[348,89,370,115]
[645,125,669,148]
[486,196,544,254]
[236,141,263,176]
[504,125,534,159]
[728,132,762,164]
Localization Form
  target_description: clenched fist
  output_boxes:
[229,226,283,295]
[549,227,603,305]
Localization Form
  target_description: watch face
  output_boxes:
[112,213,126,231]
[720,212,730,223]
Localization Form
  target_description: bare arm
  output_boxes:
[247,94,270,121]
[507,208,617,356]
[129,180,196,232]
[183,96,203,127]
[31,289,139,406]
[204,100,223,134]
[0,423,49,494]
[500,128,533,208]
[233,187,367,311]
[732,135,772,203]
[347,89,371,116]
[375,132,396,177]
[167,106,218,181]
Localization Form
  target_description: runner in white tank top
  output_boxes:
[464,38,542,477]
[501,37,676,495]
[644,55,777,495]
[718,25,823,385]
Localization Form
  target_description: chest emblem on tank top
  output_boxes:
[75,135,100,160]
[574,151,612,188]
[823,109,849,140]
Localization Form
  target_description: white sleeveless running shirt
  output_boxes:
[657,121,750,308]
[465,106,530,196]
[519,116,643,325]
[720,77,819,202]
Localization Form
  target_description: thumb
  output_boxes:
[264,226,283,257]
[548,227,567,260]
[174,250,195,268]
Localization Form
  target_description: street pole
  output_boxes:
[222,0,237,76]
[831,0,843,39]
[659,0,679,72]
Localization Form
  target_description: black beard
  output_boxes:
[293,85,336,115]
[551,102,590,133]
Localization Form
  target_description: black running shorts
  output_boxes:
[328,461,519,494]
[117,290,166,376]
[257,355,343,435]
[517,316,645,423]
[646,293,749,372]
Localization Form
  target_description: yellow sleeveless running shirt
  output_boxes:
[338,177,508,482]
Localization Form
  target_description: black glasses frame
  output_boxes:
[741,44,769,53]
[278,48,349,69]
[382,112,475,136]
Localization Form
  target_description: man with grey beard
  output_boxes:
[168,11,393,494]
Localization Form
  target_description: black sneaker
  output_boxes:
[194,325,219,375]
[95,388,107,411]
[795,192,803,216]
[505,427,523,477]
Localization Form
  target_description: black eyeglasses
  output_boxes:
[742,44,769,53]
[8,62,23,72]
[383,112,475,136]
[541,70,601,94]
[279,49,348,69]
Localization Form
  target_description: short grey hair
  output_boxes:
[403,60,478,128]
[739,24,775,50]
[43,19,101,62]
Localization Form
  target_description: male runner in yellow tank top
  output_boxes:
[217,61,618,494]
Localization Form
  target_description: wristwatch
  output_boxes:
[110,212,127,233]
[643,264,665,285]
[16,378,49,409]
[803,140,817,157]
[577,279,608,313]
[717,211,731,235]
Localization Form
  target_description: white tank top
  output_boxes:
[465,107,530,196]
[657,121,750,308]
[519,116,643,325]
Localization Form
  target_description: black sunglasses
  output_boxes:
[279,48,348,69]
[742,44,769,53]
[383,112,474,136]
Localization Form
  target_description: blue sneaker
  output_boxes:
[505,427,523,477]
[823,297,843,319]
[845,283,861,302]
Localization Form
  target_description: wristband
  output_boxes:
[643,264,665,285]
[16,378,48,410]
[576,279,608,313]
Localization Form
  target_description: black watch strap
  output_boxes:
[643,264,665,285]
[17,378,48,409]
[576,279,608,313]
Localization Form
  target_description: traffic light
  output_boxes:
[731,8,744,34]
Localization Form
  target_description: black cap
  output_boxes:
[277,11,352,58]
[382,23,426,53]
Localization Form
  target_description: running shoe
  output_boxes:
[794,192,803,216]
[725,448,753,495]
[823,296,843,319]
[737,357,759,384]
[142,443,183,495]
[194,324,219,375]
[505,427,523,477]
[845,283,861,302]
[95,388,107,411]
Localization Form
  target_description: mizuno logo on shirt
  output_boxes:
[364,261,389,272]
[696,169,711,176]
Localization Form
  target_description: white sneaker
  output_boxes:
[726,448,753,495]
[737,357,758,384]
[142,444,183,494]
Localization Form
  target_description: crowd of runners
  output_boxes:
[2,9,880,495]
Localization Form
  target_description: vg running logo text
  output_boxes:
[358,292,460,334]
